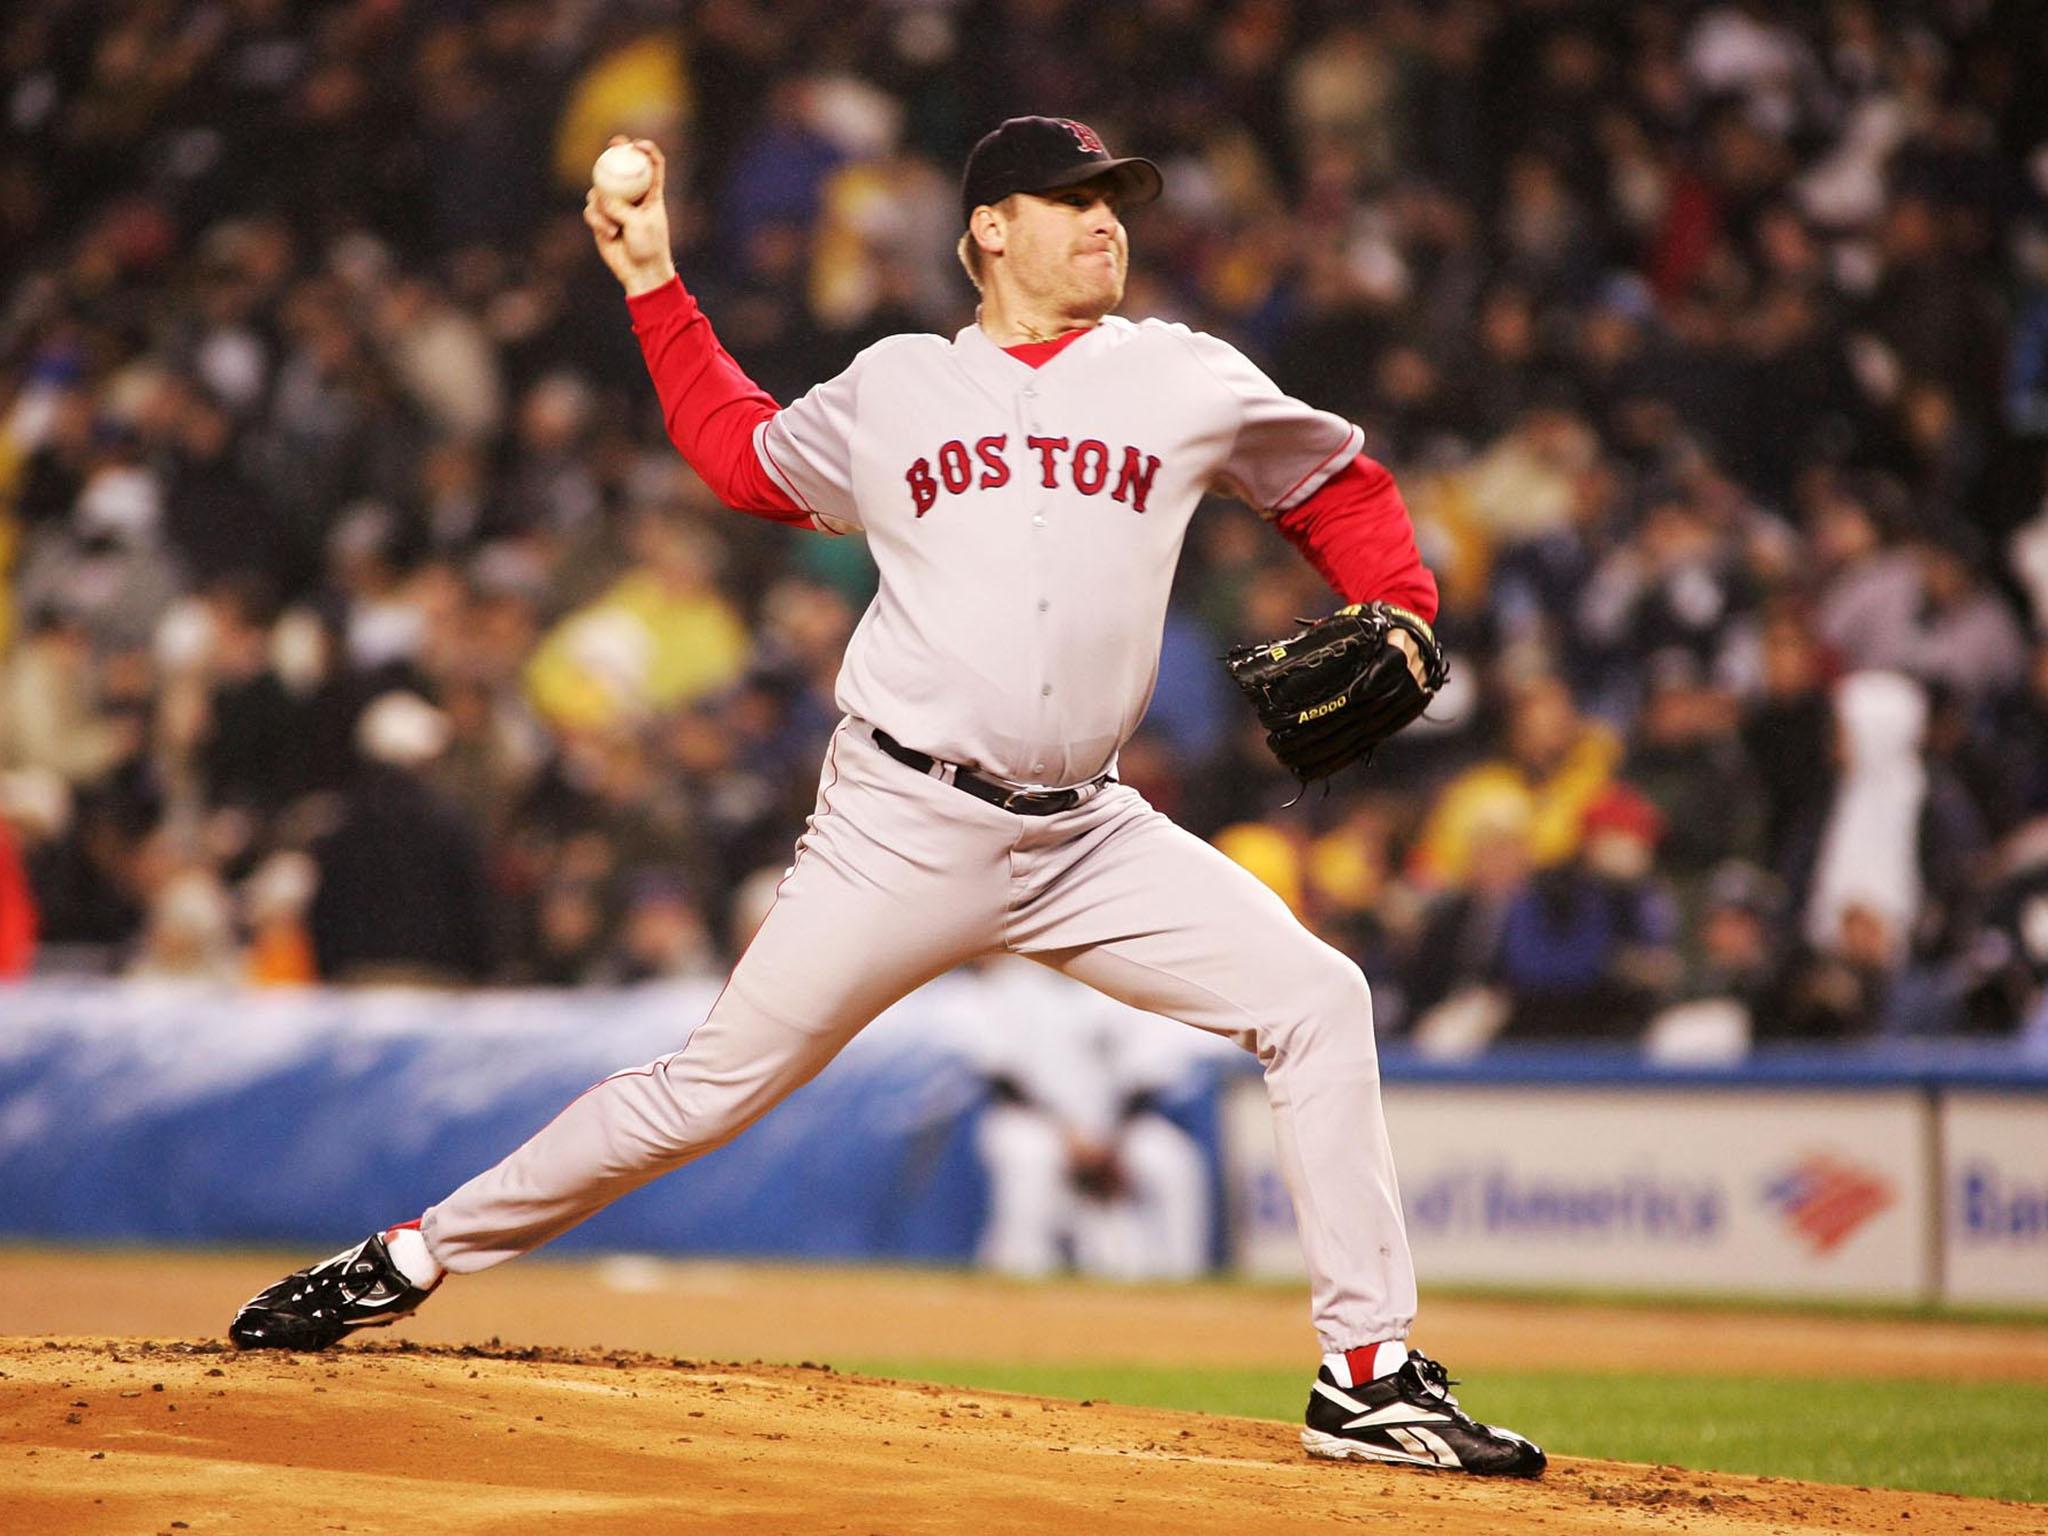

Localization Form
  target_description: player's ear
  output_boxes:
[970,203,1006,258]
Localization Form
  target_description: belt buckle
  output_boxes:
[1019,787,1079,814]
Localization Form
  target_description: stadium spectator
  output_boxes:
[1905,537,2029,706]
[1740,606,1837,886]
[241,850,317,988]
[1625,650,1761,912]
[128,866,240,985]
[1404,787,1535,1029]
[1680,859,1790,1021]
[525,510,750,733]
[1409,670,1621,888]
[1990,643,2048,827]
[592,872,719,986]
[0,606,142,788]
[308,692,495,986]
[1575,487,1759,712]
[1491,782,1682,1041]
[1794,671,1985,969]
[0,789,39,979]
[1953,822,2048,1038]
[1806,474,1921,674]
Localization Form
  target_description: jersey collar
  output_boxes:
[1002,328,1090,369]
[954,317,1127,384]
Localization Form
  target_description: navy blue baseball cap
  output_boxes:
[960,117,1163,224]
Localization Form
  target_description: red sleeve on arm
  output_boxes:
[626,277,809,524]
[1274,453,1439,622]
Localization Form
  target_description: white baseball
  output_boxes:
[592,143,654,203]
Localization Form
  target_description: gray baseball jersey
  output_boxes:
[758,320,1362,786]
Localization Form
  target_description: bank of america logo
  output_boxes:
[1763,1154,1896,1253]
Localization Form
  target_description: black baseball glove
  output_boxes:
[1223,602,1447,784]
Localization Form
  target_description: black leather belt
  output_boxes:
[871,729,1103,816]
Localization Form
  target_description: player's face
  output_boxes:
[997,180,1129,319]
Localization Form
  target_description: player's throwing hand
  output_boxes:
[584,136,677,298]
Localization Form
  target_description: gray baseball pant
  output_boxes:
[422,718,1417,1352]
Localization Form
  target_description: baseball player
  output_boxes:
[231,118,1545,1479]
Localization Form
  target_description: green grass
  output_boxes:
[843,1359,2048,1505]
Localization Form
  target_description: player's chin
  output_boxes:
[1073,269,1125,317]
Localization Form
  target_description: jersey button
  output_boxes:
[1033,762,1046,774]
[1041,684,1053,697]
[1037,599,1050,612]
[1032,515,1046,527]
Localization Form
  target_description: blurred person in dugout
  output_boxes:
[968,959,1212,1281]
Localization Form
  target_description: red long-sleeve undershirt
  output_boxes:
[625,277,1437,620]
[627,278,803,521]
[1277,454,1438,621]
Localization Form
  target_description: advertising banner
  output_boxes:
[1223,1080,1932,1301]
[1942,1091,2048,1306]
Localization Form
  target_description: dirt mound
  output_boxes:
[14,1250,2048,1383]
[4,1339,2036,1535]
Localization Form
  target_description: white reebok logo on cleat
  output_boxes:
[1342,1402,1454,1431]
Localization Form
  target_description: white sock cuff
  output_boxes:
[383,1223,443,1289]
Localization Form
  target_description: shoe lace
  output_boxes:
[347,1256,411,1301]
[1404,1353,1462,1404]
[300,1250,400,1309]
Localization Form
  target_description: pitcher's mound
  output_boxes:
[1,1339,2033,1535]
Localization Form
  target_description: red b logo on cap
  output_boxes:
[1058,119,1106,155]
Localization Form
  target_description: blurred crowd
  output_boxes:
[3,0,2048,1049]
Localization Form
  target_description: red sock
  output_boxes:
[1333,1340,1408,1386]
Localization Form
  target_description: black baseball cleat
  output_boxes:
[1302,1351,1547,1477]
[229,1232,438,1350]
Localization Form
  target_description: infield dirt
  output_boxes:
[3,1251,2045,1533]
